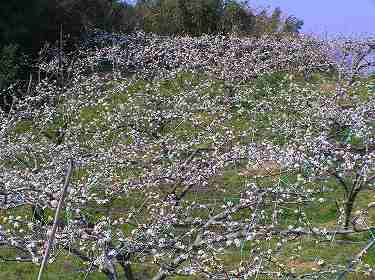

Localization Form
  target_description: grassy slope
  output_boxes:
[1,71,375,279]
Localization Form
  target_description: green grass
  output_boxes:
[0,251,106,280]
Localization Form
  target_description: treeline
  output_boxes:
[133,0,303,37]
[0,0,303,90]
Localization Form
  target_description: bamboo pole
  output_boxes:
[37,159,74,280]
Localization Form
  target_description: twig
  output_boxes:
[36,159,74,280]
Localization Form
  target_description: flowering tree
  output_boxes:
[325,35,375,85]
[0,32,375,279]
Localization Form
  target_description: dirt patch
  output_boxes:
[288,259,320,271]
[318,83,337,95]
[239,160,281,177]
[62,260,74,272]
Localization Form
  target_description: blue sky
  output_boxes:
[125,0,375,39]
[251,0,375,39]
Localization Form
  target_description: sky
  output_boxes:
[125,0,375,39]
[251,0,375,39]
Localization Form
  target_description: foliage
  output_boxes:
[0,44,20,89]
[134,0,303,37]
[282,15,304,34]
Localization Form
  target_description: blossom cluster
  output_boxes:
[39,30,337,83]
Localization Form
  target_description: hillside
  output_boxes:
[0,32,375,280]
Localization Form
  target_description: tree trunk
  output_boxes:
[344,185,362,230]
[122,263,135,280]
[344,199,354,230]
[117,254,135,280]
